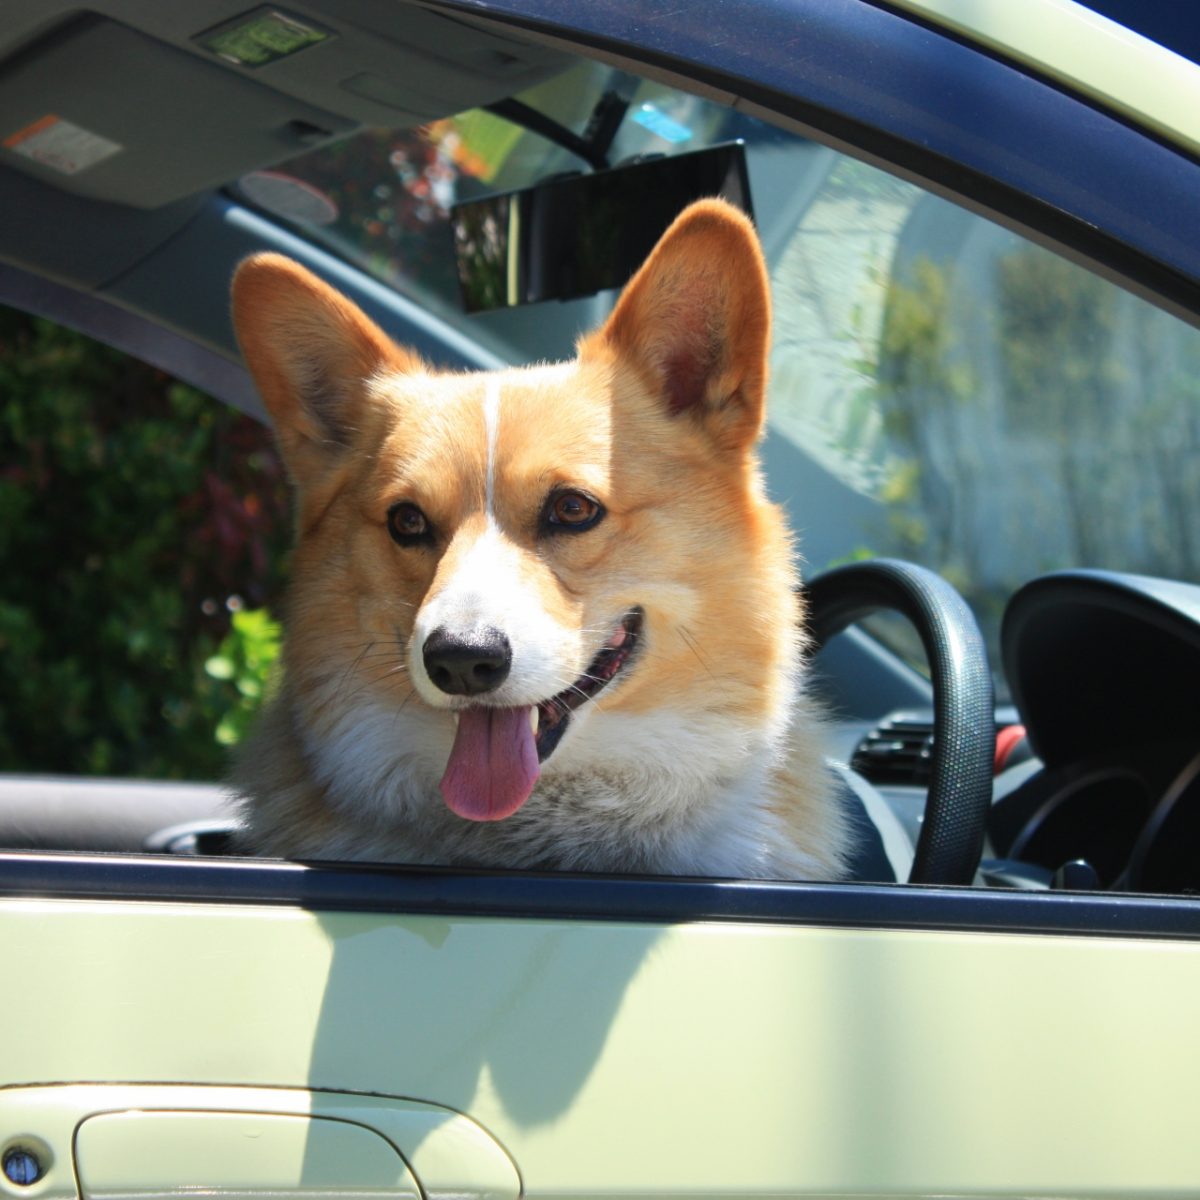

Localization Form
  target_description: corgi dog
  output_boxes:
[230,199,850,879]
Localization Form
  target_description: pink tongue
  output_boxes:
[440,706,540,821]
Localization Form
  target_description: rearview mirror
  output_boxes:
[451,142,751,312]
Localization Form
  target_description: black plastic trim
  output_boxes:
[1003,570,1200,766]
[0,261,264,419]
[3,851,1200,940]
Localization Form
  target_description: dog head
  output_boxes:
[232,199,801,836]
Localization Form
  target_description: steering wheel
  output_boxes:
[806,559,994,885]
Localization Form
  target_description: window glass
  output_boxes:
[764,153,1200,671]
[255,74,1200,679]
[240,61,763,361]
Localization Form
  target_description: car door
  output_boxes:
[3,858,1200,1199]
[4,2,1200,1198]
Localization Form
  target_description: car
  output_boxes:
[2,0,1200,1196]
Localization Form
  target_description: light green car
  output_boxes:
[3,1,1200,1197]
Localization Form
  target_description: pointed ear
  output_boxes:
[231,254,420,485]
[581,199,771,453]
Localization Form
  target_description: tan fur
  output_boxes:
[230,199,851,879]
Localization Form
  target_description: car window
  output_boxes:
[0,310,290,779]
[6,50,1199,782]
[238,62,1200,681]
[764,152,1200,674]
[236,59,751,364]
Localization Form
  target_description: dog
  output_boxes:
[229,198,851,879]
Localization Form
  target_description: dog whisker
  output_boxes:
[354,647,411,663]
[676,624,715,681]
[336,658,411,703]
[567,683,607,713]
[357,661,409,685]
[333,641,376,701]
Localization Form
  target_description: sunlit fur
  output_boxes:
[230,199,850,879]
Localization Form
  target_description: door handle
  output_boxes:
[77,1109,421,1200]
[0,1085,519,1200]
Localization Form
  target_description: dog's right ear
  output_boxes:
[231,254,419,486]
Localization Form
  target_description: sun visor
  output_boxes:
[0,15,354,209]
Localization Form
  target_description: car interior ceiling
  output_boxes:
[0,2,569,342]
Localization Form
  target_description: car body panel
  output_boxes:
[889,0,1200,158]
[0,1085,517,1200]
[3,892,1200,1198]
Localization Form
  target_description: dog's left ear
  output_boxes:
[582,198,770,454]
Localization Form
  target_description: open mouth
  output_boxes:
[438,607,643,823]
[534,606,644,762]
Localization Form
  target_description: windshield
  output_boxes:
[245,59,1200,684]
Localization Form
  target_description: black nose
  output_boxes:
[423,626,512,696]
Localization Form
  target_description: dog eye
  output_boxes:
[544,489,604,533]
[387,502,432,545]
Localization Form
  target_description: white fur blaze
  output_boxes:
[411,523,581,708]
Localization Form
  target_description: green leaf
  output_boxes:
[204,655,235,680]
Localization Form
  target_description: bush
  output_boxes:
[0,308,291,779]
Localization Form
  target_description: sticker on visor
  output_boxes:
[3,115,122,175]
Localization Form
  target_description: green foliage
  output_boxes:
[204,608,282,748]
[880,257,976,411]
[0,308,291,779]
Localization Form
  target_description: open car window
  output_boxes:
[235,61,1200,681]
[0,0,1199,895]
[5,25,1200,783]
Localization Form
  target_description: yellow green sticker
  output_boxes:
[199,10,330,67]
